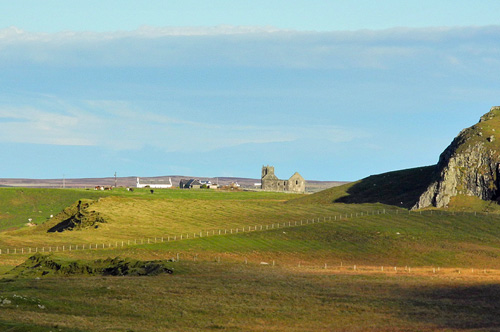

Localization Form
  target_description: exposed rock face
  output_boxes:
[414,106,500,209]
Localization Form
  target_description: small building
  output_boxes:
[261,165,305,193]
[179,179,202,189]
[136,177,172,189]
[200,180,218,189]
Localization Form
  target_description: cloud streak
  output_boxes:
[1,25,500,72]
[0,99,365,152]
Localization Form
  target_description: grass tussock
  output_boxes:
[7,253,174,278]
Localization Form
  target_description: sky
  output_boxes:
[1,1,500,181]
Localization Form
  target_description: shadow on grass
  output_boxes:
[0,321,84,332]
[334,165,436,209]
[398,283,500,330]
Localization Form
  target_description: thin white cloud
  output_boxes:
[0,106,95,146]
[1,25,500,70]
[0,98,366,152]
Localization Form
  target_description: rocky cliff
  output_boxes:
[414,106,500,209]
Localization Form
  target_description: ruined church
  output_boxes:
[261,165,305,193]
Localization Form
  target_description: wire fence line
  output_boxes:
[161,253,499,276]
[0,208,497,256]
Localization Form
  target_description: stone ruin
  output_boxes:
[261,165,305,193]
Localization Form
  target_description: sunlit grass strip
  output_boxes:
[3,208,500,259]
[0,214,343,256]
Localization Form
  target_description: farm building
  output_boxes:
[179,179,202,189]
[200,180,218,189]
[136,177,173,189]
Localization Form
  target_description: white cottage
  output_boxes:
[136,177,173,189]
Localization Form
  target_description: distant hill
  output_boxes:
[289,166,436,209]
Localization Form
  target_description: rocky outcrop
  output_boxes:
[413,106,500,209]
[47,199,106,232]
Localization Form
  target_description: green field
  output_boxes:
[1,187,500,331]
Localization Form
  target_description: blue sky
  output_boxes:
[1,2,500,181]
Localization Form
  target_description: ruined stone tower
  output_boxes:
[261,165,305,193]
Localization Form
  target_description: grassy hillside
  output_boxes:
[2,187,500,331]
[0,188,388,249]
[0,188,113,231]
[290,166,438,209]
[3,187,500,269]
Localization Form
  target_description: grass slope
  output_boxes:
[83,212,500,268]
[1,188,387,249]
[290,166,437,209]
[0,188,112,231]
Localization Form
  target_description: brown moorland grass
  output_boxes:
[1,259,500,332]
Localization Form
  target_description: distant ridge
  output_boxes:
[0,176,343,193]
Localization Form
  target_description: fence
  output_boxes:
[1,208,498,256]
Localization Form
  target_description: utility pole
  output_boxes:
[62,174,65,189]
[114,171,117,188]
